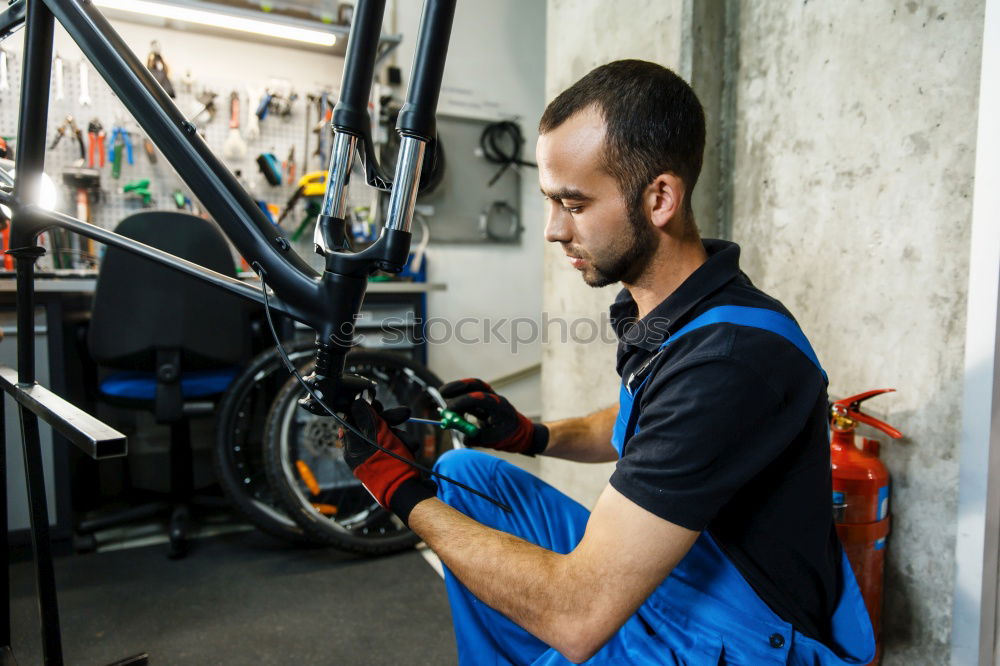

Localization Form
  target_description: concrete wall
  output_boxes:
[541,0,986,662]
[731,3,983,663]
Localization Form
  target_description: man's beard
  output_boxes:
[580,197,657,288]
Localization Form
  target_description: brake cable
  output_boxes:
[359,128,393,191]
[253,263,513,514]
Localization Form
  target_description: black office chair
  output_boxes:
[80,211,253,558]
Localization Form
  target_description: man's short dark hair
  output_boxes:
[539,60,706,217]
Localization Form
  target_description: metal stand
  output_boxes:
[0,246,145,665]
[0,1,148,657]
[0,366,8,666]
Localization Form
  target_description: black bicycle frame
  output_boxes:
[2,0,455,407]
[0,1,456,662]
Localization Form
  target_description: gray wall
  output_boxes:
[732,3,983,663]
[540,0,986,662]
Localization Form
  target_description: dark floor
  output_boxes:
[11,529,457,665]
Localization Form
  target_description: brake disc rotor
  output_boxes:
[300,416,343,458]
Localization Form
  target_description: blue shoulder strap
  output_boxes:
[661,305,826,380]
[616,304,827,453]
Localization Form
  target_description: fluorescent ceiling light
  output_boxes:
[95,0,337,47]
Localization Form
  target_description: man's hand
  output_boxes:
[440,378,548,455]
[343,399,436,524]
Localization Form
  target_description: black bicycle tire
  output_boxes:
[262,350,459,554]
[212,338,318,543]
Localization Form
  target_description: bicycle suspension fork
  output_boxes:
[300,0,456,414]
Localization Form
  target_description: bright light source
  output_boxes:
[95,0,337,47]
[0,170,58,219]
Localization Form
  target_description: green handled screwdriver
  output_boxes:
[409,408,480,437]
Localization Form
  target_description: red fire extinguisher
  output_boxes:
[830,389,903,665]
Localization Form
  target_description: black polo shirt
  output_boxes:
[608,239,841,643]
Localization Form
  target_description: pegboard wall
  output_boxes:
[0,26,527,271]
[0,42,343,271]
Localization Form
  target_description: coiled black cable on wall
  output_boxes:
[479,120,536,187]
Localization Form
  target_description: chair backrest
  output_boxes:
[88,211,253,371]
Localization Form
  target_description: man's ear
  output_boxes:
[646,173,685,230]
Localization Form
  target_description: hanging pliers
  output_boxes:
[87,119,106,168]
[49,115,86,162]
[108,126,134,179]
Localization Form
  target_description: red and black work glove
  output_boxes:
[343,399,437,525]
[439,378,548,455]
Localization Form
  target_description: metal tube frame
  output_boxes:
[19,402,63,663]
[7,3,62,660]
[0,367,8,653]
[0,0,455,391]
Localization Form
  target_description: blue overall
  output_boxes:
[435,306,875,665]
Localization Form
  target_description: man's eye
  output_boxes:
[562,205,582,214]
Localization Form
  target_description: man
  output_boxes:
[344,60,875,665]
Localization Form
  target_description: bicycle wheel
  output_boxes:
[213,339,317,543]
[263,350,461,554]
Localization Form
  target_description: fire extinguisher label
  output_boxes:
[875,537,886,551]
[877,485,890,521]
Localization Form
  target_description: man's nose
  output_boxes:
[544,205,572,244]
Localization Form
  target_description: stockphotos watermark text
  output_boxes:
[330,313,671,352]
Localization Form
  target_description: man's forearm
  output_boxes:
[409,497,601,658]
[542,404,618,462]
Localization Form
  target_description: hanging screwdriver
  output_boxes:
[409,408,480,437]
